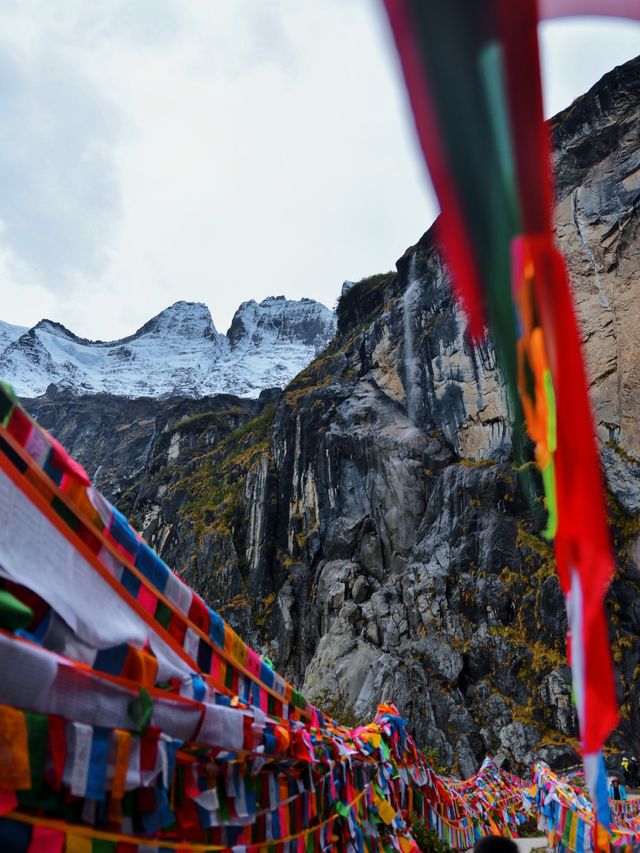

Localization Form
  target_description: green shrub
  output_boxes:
[409,813,452,853]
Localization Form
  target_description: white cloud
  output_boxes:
[0,1,637,341]
[0,223,57,324]
[539,17,640,117]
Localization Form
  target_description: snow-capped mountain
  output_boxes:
[0,297,336,399]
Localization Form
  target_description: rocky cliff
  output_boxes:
[22,57,640,776]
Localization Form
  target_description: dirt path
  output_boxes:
[467,838,547,853]
[514,839,547,853]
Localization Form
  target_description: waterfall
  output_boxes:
[403,254,421,425]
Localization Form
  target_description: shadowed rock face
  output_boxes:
[26,389,263,500]
[23,57,640,775]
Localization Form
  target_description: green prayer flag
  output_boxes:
[25,711,48,791]
[128,686,153,734]
[0,589,33,632]
[0,381,17,426]
[336,801,350,818]
[92,839,116,853]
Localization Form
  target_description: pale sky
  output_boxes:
[0,1,638,340]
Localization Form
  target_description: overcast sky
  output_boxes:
[0,1,638,341]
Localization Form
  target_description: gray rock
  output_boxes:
[303,618,380,709]
[539,665,577,736]
[498,722,539,767]
[365,621,380,646]
[352,575,370,604]
[327,582,345,611]
[412,637,464,684]
[359,532,385,580]
[602,443,640,515]
[340,600,360,626]
[456,736,479,778]
[468,627,494,679]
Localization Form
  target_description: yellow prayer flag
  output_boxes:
[65,835,92,853]
[373,791,396,825]
[111,730,131,801]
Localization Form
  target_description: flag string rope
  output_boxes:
[3,789,368,850]
[0,427,310,723]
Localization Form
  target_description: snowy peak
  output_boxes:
[132,301,220,341]
[228,296,334,350]
[221,296,336,397]
[33,319,80,340]
[0,297,336,399]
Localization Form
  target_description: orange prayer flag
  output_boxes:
[0,705,30,790]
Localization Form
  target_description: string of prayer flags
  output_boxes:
[5,387,640,853]
[533,761,640,852]
[5,384,634,849]
[0,387,536,849]
[0,381,308,723]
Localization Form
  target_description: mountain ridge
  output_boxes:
[1,296,336,399]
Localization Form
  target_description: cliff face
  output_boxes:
[262,242,566,777]
[26,389,268,500]
[23,57,640,775]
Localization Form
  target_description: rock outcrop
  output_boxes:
[22,57,640,774]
